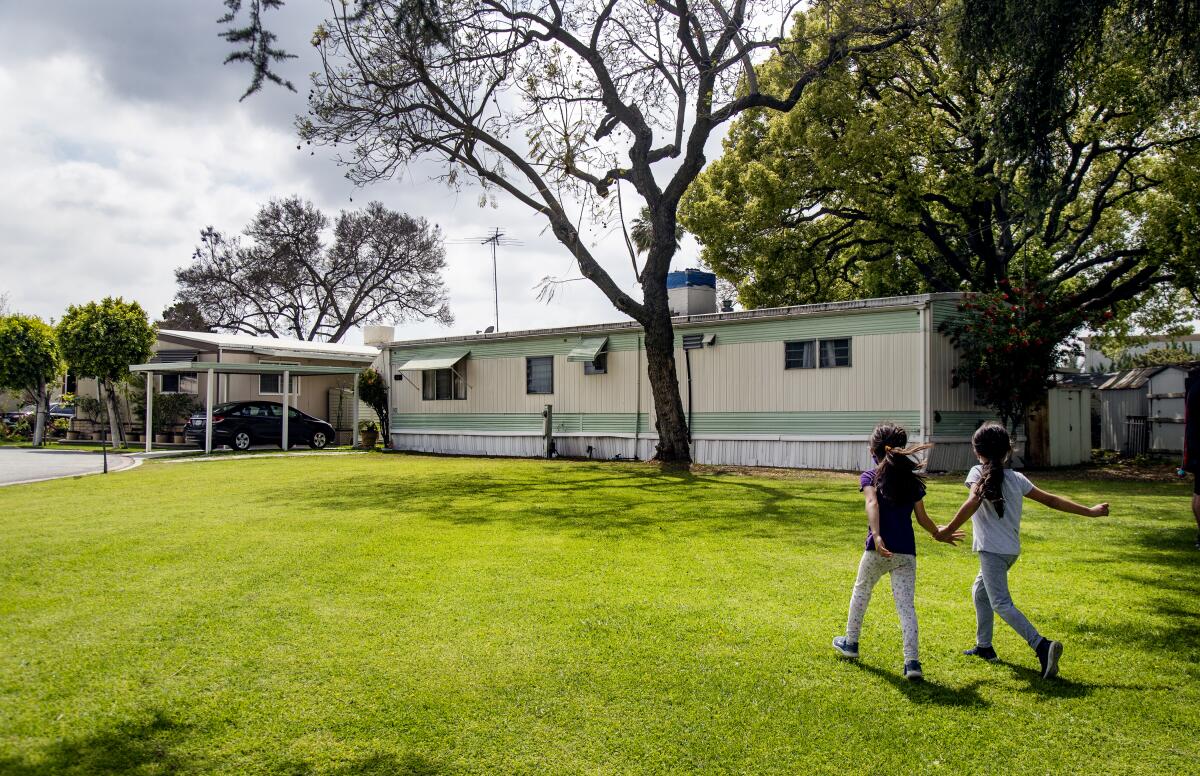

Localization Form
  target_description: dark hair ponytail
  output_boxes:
[869,423,932,504]
[972,422,1012,518]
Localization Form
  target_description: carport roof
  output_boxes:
[129,362,364,376]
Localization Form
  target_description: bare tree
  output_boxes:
[285,0,921,462]
[176,196,452,342]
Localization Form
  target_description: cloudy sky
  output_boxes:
[0,1,705,343]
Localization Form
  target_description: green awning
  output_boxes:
[395,352,469,370]
[566,337,609,362]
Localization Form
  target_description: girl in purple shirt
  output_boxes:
[833,423,962,680]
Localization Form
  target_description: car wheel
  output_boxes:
[232,430,252,451]
[310,431,328,450]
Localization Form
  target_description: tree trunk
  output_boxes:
[102,380,125,448]
[641,282,691,464]
[32,378,48,447]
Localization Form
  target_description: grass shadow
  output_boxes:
[849,661,989,707]
[0,709,190,775]
[995,660,1100,698]
[275,750,444,775]
[294,461,853,542]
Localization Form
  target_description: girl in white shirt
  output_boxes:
[938,423,1108,679]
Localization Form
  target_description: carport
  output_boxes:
[129,362,366,454]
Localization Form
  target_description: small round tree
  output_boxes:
[940,285,1089,433]
[56,298,155,448]
[357,367,389,447]
[0,314,63,447]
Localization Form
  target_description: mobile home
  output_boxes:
[386,287,1000,472]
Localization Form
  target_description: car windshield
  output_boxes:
[210,403,240,416]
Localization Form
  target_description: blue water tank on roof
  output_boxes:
[666,269,716,289]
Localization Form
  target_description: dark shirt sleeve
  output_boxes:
[1187,380,1200,470]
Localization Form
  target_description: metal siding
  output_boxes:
[685,334,920,413]
[1099,389,1148,451]
[1048,388,1091,466]
[929,330,978,412]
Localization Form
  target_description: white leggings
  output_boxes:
[844,551,919,661]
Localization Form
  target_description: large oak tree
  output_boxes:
[680,3,1200,336]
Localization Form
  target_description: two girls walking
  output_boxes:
[834,422,1109,680]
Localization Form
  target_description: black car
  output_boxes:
[184,401,335,451]
[3,403,74,425]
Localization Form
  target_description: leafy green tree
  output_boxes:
[0,314,63,447]
[956,0,1199,174]
[681,2,1200,337]
[56,298,156,448]
[357,368,390,447]
[940,286,1087,431]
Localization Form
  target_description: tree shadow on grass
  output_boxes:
[849,661,989,708]
[295,463,854,543]
[0,709,190,775]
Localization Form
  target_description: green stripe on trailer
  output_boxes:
[393,410,918,436]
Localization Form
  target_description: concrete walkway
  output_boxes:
[0,448,138,487]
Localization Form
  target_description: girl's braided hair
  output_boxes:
[869,423,932,505]
[972,422,1012,517]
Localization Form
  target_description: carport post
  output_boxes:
[204,368,214,454]
[282,369,290,450]
[352,376,360,447]
[145,372,153,453]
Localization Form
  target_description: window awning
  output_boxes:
[566,337,608,362]
[150,349,200,364]
[395,351,469,371]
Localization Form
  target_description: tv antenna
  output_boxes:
[448,228,522,332]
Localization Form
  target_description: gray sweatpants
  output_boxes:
[973,551,1042,649]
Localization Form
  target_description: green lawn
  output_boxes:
[0,455,1196,774]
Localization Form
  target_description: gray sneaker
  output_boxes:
[903,660,924,681]
[1036,639,1063,679]
[832,636,859,659]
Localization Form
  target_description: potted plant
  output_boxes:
[358,419,379,449]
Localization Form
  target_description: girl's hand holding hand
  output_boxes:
[936,526,965,545]
[1090,503,1110,517]
[873,534,893,558]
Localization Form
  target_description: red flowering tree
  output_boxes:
[939,284,1093,432]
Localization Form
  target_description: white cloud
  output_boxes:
[0,29,706,344]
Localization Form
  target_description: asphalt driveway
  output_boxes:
[0,448,138,487]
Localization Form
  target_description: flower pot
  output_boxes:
[65,431,80,441]
[155,433,170,444]
[359,430,379,449]
[172,433,185,444]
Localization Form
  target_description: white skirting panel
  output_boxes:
[927,443,976,473]
[390,434,986,472]
[691,439,871,470]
